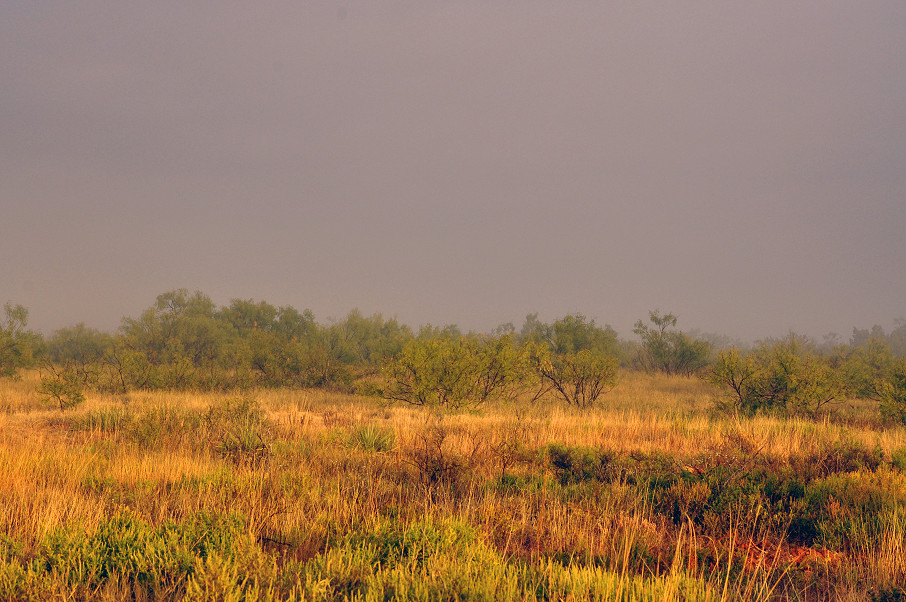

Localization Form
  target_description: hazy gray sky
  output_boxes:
[2,2,904,341]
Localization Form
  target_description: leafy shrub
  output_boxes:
[382,335,531,409]
[304,518,503,600]
[891,447,906,472]
[802,469,906,551]
[347,518,487,570]
[633,310,711,376]
[403,422,482,495]
[530,347,619,409]
[839,336,896,399]
[877,359,906,425]
[659,480,712,523]
[490,418,539,478]
[0,512,256,600]
[709,336,844,417]
[0,303,37,378]
[839,340,906,425]
[38,364,87,410]
[127,404,204,450]
[799,439,884,479]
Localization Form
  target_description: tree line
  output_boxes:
[1,290,905,422]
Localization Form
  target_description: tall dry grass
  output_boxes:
[0,371,904,599]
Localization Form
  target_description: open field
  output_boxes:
[1,371,905,600]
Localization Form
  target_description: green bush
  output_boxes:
[633,310,711,376]
[37,367,87,410]
[709,336,843,417]
[891,446,906,472]
[530,347,619,409]
[877,359,906,424]
[0,512,255,600]
[0,303,38,379]
[127,404,204,450]
[303,518,507,600]
[381,335,532,409]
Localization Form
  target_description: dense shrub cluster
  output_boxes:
[380,335,532,409]
[13,291,627,411]
[31,291,414,398]
[709,336,844,417]
[710,333,906,422]
[5,290,906,421]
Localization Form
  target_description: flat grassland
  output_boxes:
[1,372,904,601]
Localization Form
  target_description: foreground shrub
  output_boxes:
[127,404,204,449]
[546,444,622,485]
[348,424,395,452]
[0,512,260,600]
[304,518,718,602]
[402,422,481,497]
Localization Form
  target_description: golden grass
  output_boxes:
[1,371,905,600]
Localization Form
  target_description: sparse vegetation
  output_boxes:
[2,292,906,599]
[1,370,904,600]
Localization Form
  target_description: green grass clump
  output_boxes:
[302,518,719,601]
[348,424,396,452]
[76,406,134,433]
[0,512,262,600]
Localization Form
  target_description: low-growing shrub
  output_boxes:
[891,446,906,472]
[38,364,87,410]
[403,422,482,496]
[878,359,906,425]
[304,518,501,600]
[381,335,532,409]
[547,444,622,485]
[530,348,619,409]
[801,438,884,479]
[0,511,257,600]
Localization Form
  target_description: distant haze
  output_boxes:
[2,2,904,342]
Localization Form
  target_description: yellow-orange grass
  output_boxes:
[1,370,905,597]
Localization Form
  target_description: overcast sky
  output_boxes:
[2,2,904,342]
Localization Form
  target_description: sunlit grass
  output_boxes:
[1,371,905,599]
